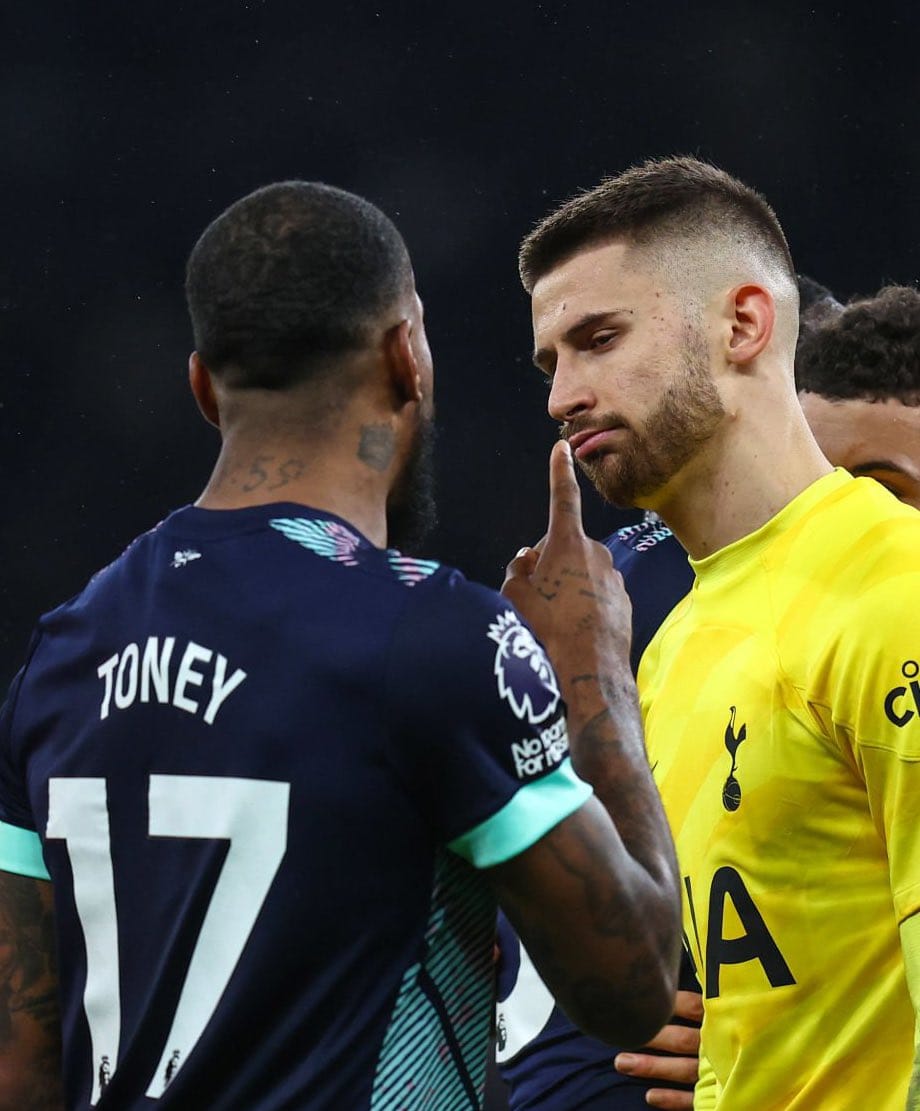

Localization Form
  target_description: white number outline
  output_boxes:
[46,774,290,1104]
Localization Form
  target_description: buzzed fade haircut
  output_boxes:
[518,155,796,296]
[795,285,920,404]
[186,181,414,390]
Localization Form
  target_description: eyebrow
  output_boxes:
[532,309,632,371]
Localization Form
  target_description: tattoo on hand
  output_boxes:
[537,575,561,601]
[562,568,590,581]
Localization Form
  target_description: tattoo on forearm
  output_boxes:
[0,874,64,1109]
[503,816,673,1030]
[570,708,672,873]
[358,424,396,471]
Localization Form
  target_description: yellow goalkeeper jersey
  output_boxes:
[640,470,920,1110]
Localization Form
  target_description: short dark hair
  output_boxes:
[518,156,795,293]
[186,182,413,390]
[795,285,920,403]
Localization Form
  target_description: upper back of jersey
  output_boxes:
[1,503,589,1110]
[639,472,920,1109]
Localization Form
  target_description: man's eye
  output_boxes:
[590,331,618,349]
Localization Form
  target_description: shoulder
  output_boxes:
[795,474,920,559]
[390,565,547,676]
[781,486,920,739]
[797,481,920,604]
[35,519,165,634]
[387,568,564,727]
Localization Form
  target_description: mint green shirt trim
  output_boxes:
[0,820,50,880]
[449,758,592,868]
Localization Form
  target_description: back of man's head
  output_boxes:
[518,156,796,309]
[795,286,920,404]
[186,182,414,391]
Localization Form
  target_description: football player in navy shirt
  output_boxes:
[0,182,681,1109]
[495,516,697,1110]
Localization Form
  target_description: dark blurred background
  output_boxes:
[3,1,919,686]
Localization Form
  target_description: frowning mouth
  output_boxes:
[566,425,629,460]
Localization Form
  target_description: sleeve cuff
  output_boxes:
[448,758,593,868]
[0,820,50,880]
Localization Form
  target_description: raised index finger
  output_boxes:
[547,439,584,538]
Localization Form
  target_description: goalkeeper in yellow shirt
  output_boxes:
[516,155,920,1110]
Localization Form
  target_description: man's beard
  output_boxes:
[386,414,438,553]
[574,334,725,508]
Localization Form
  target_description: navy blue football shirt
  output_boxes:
[0,503,592,1110]
[495,516,696,1110]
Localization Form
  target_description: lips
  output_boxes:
[567,425,627,460]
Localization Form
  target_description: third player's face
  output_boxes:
[799,391,920,511]
[531,241,725,508]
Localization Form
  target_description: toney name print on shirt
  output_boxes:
[96,637,247,723]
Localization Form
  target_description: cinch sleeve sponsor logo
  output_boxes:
[487,611,561,726]
[884,660,920,728]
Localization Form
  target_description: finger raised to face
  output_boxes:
[548,440,584,538]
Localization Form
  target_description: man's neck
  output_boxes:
[649,410,834,560]
[195,436,390,548]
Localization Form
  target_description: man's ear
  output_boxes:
[382,318,422,406]
[188,352,221,428]
[724,284,775,367]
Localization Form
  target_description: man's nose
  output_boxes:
[547,358,596,422]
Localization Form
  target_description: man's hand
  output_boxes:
[502,439,633,693]
[614,989,702,1109]
[487,440,681,1046]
